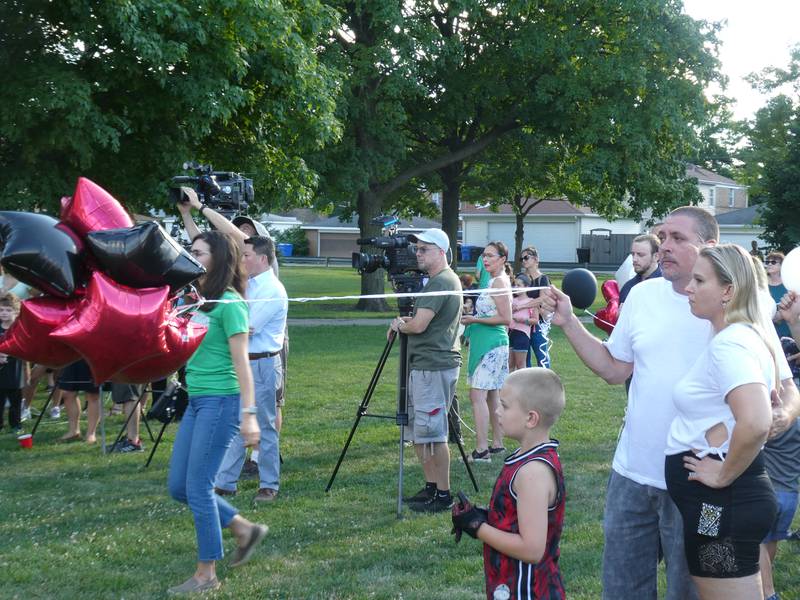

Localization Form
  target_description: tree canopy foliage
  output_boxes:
[0,0,340,214]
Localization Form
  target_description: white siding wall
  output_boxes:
[718,227,767,249]
[482,220,580,262]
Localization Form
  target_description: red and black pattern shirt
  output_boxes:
[483,440,565,600]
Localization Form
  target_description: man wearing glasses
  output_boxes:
[766,252,792,338]
[388,228,462,512]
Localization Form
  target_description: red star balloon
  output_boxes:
[0,297,82,367]
[60,177,134,238]
[51,271,170,383]
[594,280,621,334]
[113,314,207,383]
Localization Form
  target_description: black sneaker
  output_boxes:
[409,495,454,513]
[403,485,436,504]
[489,446,506,455]
[113,438,143,453]
[241,459,259,480]
[468,449,491,463]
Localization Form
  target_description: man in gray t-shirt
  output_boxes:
[388,228,462,513]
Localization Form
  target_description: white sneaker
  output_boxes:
[21,407,31,422]
[50,406,61,419]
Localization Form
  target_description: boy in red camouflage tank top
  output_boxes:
[452,368,566,600]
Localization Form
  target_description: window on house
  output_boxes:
[708,187,715,206]
[728,188,735,207]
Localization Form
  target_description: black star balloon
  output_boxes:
[87,221,205,294]
[0,211,86,297]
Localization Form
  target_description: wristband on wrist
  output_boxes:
[242,406,257,415]
[199,204,208,216]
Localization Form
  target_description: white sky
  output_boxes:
[683,0,800,120]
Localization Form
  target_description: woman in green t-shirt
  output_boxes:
[167,230,266,595]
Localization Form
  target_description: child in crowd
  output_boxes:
[760,418,800,600]
[509,274,537,372]
[0,293,28,434]
[452,368,566,599]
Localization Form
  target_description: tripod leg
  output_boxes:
[449,406,479,492]
[326,332,396,492]
[30,385,57,438]
[144,417,172,468]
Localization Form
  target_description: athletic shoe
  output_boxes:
[788,529,800,542]
[21,407,31,422]
[49,406,61,419]
[468,449,491,463]
[166,576,221,596]
[409,495,454,513]
[112,438,144,453]
[403,485,436,504]
[253,488,278,504]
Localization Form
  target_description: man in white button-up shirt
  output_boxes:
[215,236,288,503]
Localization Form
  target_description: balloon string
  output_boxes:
[170,285,549,309]
[583,309,617,330]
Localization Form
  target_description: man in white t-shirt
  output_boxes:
[541,206,800,600]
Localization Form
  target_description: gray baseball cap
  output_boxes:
[232,215,270,238]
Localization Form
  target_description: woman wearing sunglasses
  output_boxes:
[519,246,551,368]
[765,252,792,339]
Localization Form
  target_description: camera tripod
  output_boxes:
[326,327,478,518]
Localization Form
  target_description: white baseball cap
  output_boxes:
[409,228,450,252]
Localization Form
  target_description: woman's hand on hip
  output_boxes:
[683,453,726,488]
[240,414,260,448]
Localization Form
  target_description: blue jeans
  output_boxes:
[167,393,240,562]
[216,356,281,492]
[602,470,698,600]
[526,325,551,368]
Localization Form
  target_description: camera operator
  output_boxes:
[388,228,462,513]
[176,188,278,276]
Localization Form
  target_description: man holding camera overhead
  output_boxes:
[388,228,462,513]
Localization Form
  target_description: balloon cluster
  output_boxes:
[0,178,208,384]
[593,280,620,335]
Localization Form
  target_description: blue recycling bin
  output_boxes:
[277,243,293,257]
[460,245,473,261]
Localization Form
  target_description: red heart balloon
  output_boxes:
[0,297,82,367]
[51,272,170,383]
[60,177,134,239]
[594,302,620,335]
[601,279,620,303]
[112,314,207,383]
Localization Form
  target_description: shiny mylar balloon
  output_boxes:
[561,268,597,310]
[87,221,205,294]
[0,297,82,367]
[113,315,207,383]
[781,247,800,293]
[0,211,86,297]
[51,271,170,383]
[60,177,134,238]
[593,279,620,335]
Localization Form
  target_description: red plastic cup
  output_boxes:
[17,433,33,449]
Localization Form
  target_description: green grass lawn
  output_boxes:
[281,266,613,319]
[3,325,799,599]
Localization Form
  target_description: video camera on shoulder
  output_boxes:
[169,161,254,217]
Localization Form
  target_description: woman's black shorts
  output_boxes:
[665,450,776,578]
[57,360,100,393]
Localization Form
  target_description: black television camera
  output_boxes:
[353,216,425,313]
[169,161,254,217]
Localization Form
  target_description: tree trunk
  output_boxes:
[355,188,390,312]
[513,194,525,272]
[439,161,463,269]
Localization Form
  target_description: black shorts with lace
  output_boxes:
[665,450,777,578]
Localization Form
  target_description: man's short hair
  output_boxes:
[766,251,785,263]
[632,234,660,255]
[0,292,20,313]
[668,206,719,243]
[245,235,275,264]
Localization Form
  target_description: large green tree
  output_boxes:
[315,1,720,309]
[0,0,340,214]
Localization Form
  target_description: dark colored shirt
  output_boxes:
[770,283,791,339]
[619,265,662,304]
[484,441,565,600]
[764,419,800,492]
[0,326,25,389]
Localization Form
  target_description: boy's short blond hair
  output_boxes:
[504,368,565,428]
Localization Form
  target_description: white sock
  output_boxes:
[250,450,259,462]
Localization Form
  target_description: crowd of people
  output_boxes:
[7,200,800,599]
